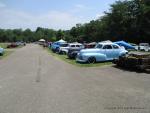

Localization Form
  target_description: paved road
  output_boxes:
[0,44,150,113]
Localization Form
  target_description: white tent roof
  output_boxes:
[57,39,66,43]
[39,39,45,42]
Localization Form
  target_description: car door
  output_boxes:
[103,45,113,60]
[112,44,120,59]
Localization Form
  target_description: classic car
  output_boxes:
[139,43,150,52]
[0,47,4,55]
[51,42,68,53]
[113,51,150,71]
[84,42,97,48]
[76,42,128,63]
[57,43,70,54]
[7,43,18,48]
[16,41,26,46]
[67,43,84,59]
[58,42,84,55]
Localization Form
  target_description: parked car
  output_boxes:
[76,42,128,63]
[51,42,68,53]
[0,47,4,55]
[57,43,70,54]
[131,44,139,50]
[16,41,26,46]
[113,51,150,71]
[58,42,84,55]
[67,43,84,59]
[139,43,150,52]
[84,42,97,48]
[7,43,18,48]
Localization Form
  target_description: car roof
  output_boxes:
[69,43,82,45]
[139,43,149,45]
[98,42,114,45]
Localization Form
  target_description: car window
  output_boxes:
[71,45,75,47]
[140,43,149,46]
[76,45,80,47]
[103,45,112,49]
[113,45,119,49]
[61,44,68,47]
[95,44,103,49]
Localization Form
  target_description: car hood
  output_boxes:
[80,48,100,53]
[60,47,69,49]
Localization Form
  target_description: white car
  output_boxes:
[58,42,84,54]
[131,44,139,50]
[139,43,150,52]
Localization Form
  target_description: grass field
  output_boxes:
[46,48,112,67]
[0,50,13,59]
[0,43,24,49]
[0,43,15,59]
[0,43,9,49]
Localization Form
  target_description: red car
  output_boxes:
[7,43,18,48]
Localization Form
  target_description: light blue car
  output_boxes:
[76,42,128,63]
[51,42,68,53]
[0,47,4,55]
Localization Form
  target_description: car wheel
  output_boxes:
[55,48,59,53]
[62,51,66,55]
[58,50,62,54]
[88,57,96,64]
[73,53,78,58]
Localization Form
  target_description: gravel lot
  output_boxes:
[0,44,150,113]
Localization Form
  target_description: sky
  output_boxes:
[0,0,117,30]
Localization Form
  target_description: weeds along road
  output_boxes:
[0,44,150,113]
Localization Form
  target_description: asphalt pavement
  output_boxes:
[0,44,150,113]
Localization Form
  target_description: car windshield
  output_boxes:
[140,43,149,46]
[76,45,80,47]
[95,44,103,49]
[70,45,75,47]
[60,44,68,47]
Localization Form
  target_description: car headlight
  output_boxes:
[82,55,87,59]
[77,52,80,56]
[79,54,87,60]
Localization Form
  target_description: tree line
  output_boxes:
[0,0,149,44]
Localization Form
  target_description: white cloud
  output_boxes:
[95,13,105,19]
[70,4,91,13]
[0,2,6,8]
[0,9,88,30]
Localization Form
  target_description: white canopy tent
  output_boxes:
[100,40,112,43]
[57,39,66,43]
[39,39,46,42]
